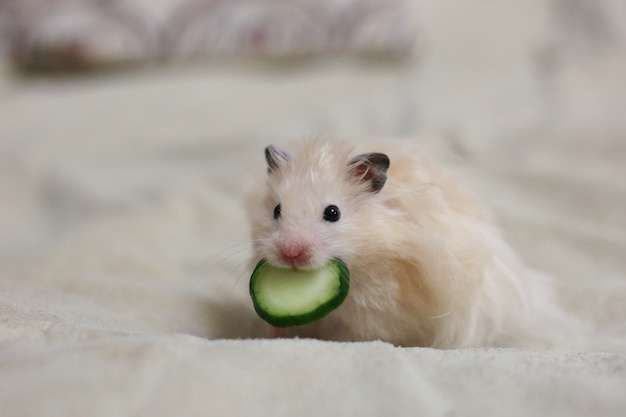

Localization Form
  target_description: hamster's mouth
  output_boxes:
[262,256,346,273]
[268,254,325,271]
[269,260,325,272]
[278,255,314,270]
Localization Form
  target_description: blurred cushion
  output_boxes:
[1,0,415,72]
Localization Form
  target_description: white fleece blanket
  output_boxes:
[1,1,626,416]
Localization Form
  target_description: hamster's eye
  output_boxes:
[323,205,340,222]
[273,204,281,219]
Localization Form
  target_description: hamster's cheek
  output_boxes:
[319,240,350,268]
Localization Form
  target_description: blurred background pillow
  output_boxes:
[0,0,414,72]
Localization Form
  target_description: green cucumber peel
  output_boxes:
[249,258,350,328]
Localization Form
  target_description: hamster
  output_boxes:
[244,139,565,348]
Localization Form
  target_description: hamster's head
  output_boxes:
[248,141,390,270]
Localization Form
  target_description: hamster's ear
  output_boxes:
[265,145,291,173]
[348,152,390,193]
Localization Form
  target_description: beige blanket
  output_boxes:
[1,1,626,416]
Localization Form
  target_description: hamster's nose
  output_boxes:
[278,241,311,267]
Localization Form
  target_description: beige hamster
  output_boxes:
[245,139,564,348]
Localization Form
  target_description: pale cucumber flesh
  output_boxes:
[249,258,350,328]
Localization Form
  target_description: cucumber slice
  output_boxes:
[249,258,350,328]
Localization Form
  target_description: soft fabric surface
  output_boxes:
[1,1,626,416]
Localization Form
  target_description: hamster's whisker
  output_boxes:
[189,241,253,293]
[197,239,251,269]
[430,308,453,320]
[195,237,275,293]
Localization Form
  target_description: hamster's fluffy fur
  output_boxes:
[245,139,568,348]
